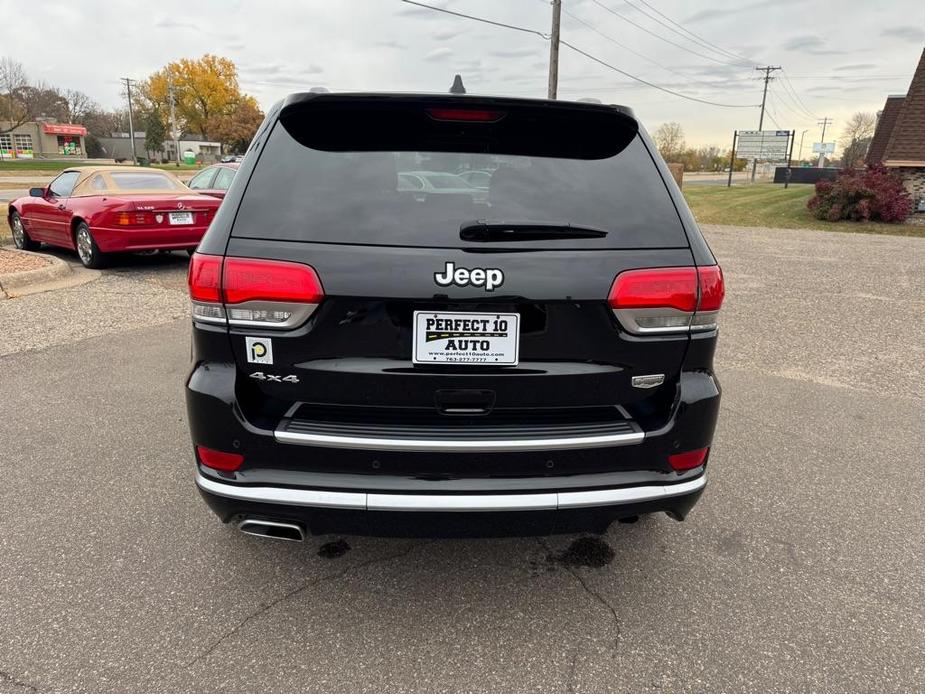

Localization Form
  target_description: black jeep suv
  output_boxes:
[186,93,724,540]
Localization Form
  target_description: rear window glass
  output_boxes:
[109,172,183,190]
[233,110,686,249]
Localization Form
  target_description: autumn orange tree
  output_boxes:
[140,55,263,152]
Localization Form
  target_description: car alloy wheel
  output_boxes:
[11,215,26,249]
[76,226,95,266]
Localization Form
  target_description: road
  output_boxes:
[0,227,923,693]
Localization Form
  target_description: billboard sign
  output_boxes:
[812,142,836,154]
[736,130,790,160]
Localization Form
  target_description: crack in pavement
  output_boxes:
[537,538,622,657]
[0,669,39,693]
[185,539,433,669]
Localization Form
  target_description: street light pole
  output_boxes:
[121,77,138,166]
[798,129,808,162]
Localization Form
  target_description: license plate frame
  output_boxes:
[412,311,520,366]
[168,211,194,225]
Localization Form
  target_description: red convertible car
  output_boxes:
[7,167,222,268]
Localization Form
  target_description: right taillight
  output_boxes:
[608,265,724,334]
[188,253,324,329]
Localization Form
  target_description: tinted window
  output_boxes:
[48,171,80,197]
[109,172,183,190]
[213,167,236,190]
[189,169,217,190]
[234,121,685,249]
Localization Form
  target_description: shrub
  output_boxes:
[807,166,912,223]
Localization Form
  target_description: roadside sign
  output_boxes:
[735,130,790,160]
[812,142,836,154]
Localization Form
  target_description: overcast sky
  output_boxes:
[2,0,923,148]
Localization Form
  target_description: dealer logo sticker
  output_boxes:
[246,337,273,364]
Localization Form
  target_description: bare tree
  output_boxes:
[839,111,876,169]
[654,122,686,162]
[0,56,30,134]
[64,89,97,123]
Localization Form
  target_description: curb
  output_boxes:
[0,250,74,298]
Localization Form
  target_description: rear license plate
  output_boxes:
[168,212,194,225]
[413,311,519,365]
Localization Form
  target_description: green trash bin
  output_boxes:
[137,157,150,167]
[182,150,196,166]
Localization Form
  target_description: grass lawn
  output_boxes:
[683,183,924,238]
[0,161,205,175]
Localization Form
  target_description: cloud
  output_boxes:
[685,0,799,23]
[154,18,199,30]
[433,27,461,41]
[424,47,453,62]
[881,26,925,42]
[833,63,878,72]
[781,34,844,55]
[489,48,540,59]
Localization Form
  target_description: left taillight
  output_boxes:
[188,253,324,329]
[608,265,725,335]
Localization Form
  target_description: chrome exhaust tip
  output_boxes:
[237,518,306,542]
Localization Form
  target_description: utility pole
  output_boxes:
[751,65,781,182]
[547,0,561,100]
[167,76,181,166]
[816,117,833,168]
[121,77,138,165]
[798,129,809,161]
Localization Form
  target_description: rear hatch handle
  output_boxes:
[459,220,609,242]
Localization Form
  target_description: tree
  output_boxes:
[209,95,264,153]
[63,89,96,123]
[140,55,245,141]
[143,108,167,158]
[654,122,685,162]
[0,57,31,133]
[839,111,876,169]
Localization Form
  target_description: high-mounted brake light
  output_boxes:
[425,108,506,122]
[608,265,724,334]
[196,445,244,472]
[188,253,324,329]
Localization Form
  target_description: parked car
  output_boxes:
[457,169,492,189]
[186,93,724,540]
[7,167,221,268]
[187,163,240,199]
[398,170,488,204]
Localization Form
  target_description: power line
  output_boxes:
[400,0,548,38]
[561,7,730,91]
[776,73,818,121]
[559,40,760,107]
[401,0,760,108]
[626,0,757,65]
[589,0,750,68]
[780,69,820,119]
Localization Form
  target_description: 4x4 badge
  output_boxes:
[434,261,504,292]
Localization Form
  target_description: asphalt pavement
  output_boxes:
[0,227,923,693]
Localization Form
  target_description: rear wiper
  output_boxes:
[459,220,609,242]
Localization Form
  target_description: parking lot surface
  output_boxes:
[1,226,923,693]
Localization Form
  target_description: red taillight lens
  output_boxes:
[668,447,709,471]
[222,258,324,305]
[425,108,506,122]
[608,267,698,312]
[697,265,725,312]
[196,445,244,471]
[188,253,222,302]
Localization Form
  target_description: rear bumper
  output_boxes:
[196,471,705,512]
[196,474,706,537]
[92,225,208,252]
